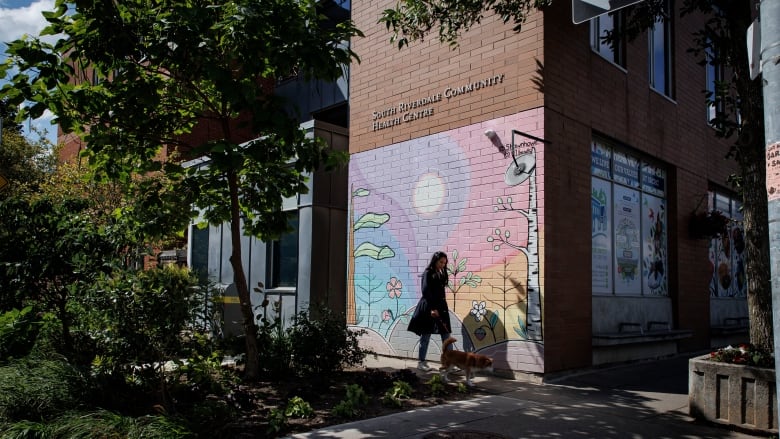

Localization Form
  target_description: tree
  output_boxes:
[379,0,773,352]
[0,98,23,134]
[1,0,361,380]
[0,129,54,196]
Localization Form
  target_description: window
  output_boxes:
[590,11,625,67]
[705,44,725,124]
[591,138,668,296]
[706,189,746,298]
[267,213,299,288]
[649,0,674,97]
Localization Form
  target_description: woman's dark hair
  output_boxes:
[425,251,448,283]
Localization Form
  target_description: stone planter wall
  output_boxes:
[689,354,777,434]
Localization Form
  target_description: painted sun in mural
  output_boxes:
[413,172,446,216]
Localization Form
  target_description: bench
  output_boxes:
[711,317,749,336]
[593,321,693,346]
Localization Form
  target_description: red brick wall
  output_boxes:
[349,0,545,153]
[541,0,736,371]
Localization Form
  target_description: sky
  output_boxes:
[0,0,57,145]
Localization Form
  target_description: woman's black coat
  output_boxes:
[407,269,451,335]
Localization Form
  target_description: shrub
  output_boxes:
[286,306,369,377]
[257,304,372,378]
[0,307,41,362]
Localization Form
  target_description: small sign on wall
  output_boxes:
[768,142,780,201]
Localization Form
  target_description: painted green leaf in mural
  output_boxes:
[489,312,499,328]
[354,213,390,230]
[463,272,482,288]
[354,242,396,259]
[353,188,370,197]
[514,316,528,339]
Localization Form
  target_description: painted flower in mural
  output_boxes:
[386,277,403,298]
[470,300,487,322]
[382,309,393,321]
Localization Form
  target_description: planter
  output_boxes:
[689,354,777,434]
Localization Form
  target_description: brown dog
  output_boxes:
[440,337,493,386]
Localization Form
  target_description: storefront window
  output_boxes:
[591,139,668,296]
[707,189,746,297]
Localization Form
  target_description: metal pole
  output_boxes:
[759,0,780,420]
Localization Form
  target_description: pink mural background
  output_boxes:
[347,109,546,373]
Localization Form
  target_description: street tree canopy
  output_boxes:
[0,0,362,379]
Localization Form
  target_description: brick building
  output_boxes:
[346,0,748,377]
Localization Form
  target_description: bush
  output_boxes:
[257,305,371,378]
[0,356,89,422]
[0,307,41,362]
[287,306,369,376]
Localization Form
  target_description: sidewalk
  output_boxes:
[288,354,766,439]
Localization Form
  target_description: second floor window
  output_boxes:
[705,44,725,125]
[591,11,625,67]
[649,0,674,98]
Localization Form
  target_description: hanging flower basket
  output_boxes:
[688,210,730,239]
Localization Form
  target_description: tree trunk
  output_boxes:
[227,171,261,380]
[729,5,774,352]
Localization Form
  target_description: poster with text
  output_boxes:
[613,186,641,294]
[592,178,612,294]
[642,194,667,295]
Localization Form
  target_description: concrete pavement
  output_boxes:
[288,354,768,439]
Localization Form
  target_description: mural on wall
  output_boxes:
[707,193,746,298]
[347,110,545,372]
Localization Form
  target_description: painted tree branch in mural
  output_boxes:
[485,259,527,341]
[356,263,389,326]
[348,186,395,323]
[486,147,542,341]
[446,249,482,309]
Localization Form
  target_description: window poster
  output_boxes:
[592,178,612,294]
[613,186,641,294]
[642,194,667,295]
[641,163,665,197]
[613,151,640,188]
[708,198,747,298]
[591,142,612,179]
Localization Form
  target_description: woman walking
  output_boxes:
[407,251,453,371]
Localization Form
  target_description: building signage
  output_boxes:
[371,74,506,131]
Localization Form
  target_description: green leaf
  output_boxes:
[353,188,370,197]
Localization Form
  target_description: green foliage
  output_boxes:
[331,384,369,419]
[0,128,54,198]
[456,382,469,393]
[0,356,89,422]
[266,407,288,435]
[0,307,41,362]
[709,344,774,369]
[284,396,314,419]
[80,265,201,387]
[379,0,553,48]
[257,305,372,378]
[287,306,370,376]
[0,409,193,439]
[427,374,446,396]
[382,380,414,407]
